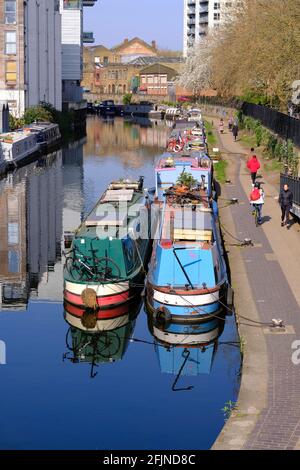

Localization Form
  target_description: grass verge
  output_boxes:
[204,120,217,148]
[214,159,228,183]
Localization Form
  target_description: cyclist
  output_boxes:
[249,182,265,226]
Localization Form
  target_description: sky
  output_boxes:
[83,0,183,51]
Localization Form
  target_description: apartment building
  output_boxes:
[183,0,238,56]
[0,1,62,117]
[0,0,25,116]
[60,0,97,106]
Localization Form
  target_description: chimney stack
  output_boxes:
[152,40,157,50]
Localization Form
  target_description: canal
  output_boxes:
[0,116,241,450]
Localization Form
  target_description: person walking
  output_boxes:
[228,115,234,130]
[232,122,239,141]
[219,118,224,134]
[247,150,261,185]
[279,184,293,227]
[249,182,265,226]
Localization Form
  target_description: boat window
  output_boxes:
[122,237,138,274]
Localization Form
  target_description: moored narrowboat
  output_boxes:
[147,184,227,322]
[63,177,152,311]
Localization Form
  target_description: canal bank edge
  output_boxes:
[211,128,269,450]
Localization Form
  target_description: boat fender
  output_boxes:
[81,288,97,309]
[154,306,172,327]
[226,284,234,313]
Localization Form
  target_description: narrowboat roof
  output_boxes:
[0,131,36,143]
[75,179,146,237]
[156,152,211,170]
[173,120,199,129]
[26,122,59,131]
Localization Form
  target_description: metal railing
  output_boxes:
[241,102,300,148]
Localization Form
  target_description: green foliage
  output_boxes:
[176,170,198,189]
[274,141,285,161]
[239,90,270,106]
[236,110,244,128]
[266,134,277,158]
[214,159,228,184]
[204,120,217,147]
[222,401,237,421]
[9,114,25,131]
[24,105,53,125]
[237,112,299,175]
[122,93,133,105]
[255,123,263,147]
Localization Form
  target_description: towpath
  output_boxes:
[210,118,300,450]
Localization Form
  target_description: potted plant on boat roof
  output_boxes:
[3,134,13,143]
[176,170,198,191]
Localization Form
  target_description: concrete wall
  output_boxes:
[25,0,62,110]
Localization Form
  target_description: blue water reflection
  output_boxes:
[0,117,240,450]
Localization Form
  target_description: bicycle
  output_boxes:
[251,203,262,227]
[64,243,121,283]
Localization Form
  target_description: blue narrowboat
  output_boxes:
[147,148,227,322]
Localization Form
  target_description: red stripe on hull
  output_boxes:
[64,300,131,319]
[64,289,130,309]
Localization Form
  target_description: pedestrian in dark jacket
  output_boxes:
[232,123,239,141]
[279,184,293,227]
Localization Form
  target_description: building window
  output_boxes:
[214,13,220,20]
[8,222,19,244]
[5,61,17,83]
[5,1,16,24]
[8,250,20,273]
[5,31,16,55]
[63,0,80,9]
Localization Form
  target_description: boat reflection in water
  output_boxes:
[148,311,225,390]
[63,299,141,377]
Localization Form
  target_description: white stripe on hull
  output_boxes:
[153,289,219,307]
[65,312,130,332]
[153,326,220,345]
[65,280,129,297]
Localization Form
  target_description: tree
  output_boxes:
[123,93,133,105]
[24,105,53,124]
[179,0,300,110]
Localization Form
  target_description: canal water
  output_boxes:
[0,116,241,450]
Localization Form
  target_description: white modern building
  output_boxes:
[25,0,62,111]
[60,0,97,106]
[183,0,238,56]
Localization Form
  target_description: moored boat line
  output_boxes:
[146,115,228,322]
[62,111,229,325]
[0,122,61,177]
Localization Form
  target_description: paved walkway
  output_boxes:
[211,120,300,450]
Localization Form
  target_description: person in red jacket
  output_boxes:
[247,149,261,184]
